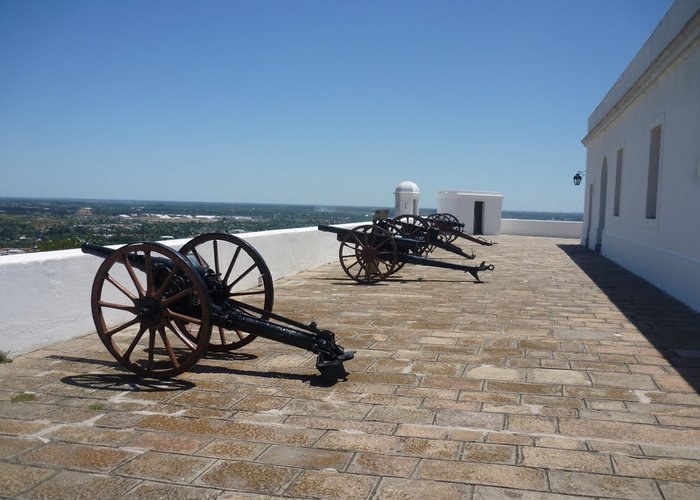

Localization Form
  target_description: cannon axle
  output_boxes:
[215,307,354,379]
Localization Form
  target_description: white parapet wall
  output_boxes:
[500,219,583,239]
[0,224,358,356]
[0,219,586,356]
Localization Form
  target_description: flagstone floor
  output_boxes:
[1,235,699,499]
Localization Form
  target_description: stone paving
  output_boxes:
[1,235,700,499]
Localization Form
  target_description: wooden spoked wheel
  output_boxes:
[339,225,398,284]
[90,242,212,379]
[427,213,460,243]
[179,233,273,351]
[391,215,431,255]
[379,219,411,275]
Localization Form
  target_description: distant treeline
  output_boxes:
[0,197,582,252]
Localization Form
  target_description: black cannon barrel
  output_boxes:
[429,238,476,259]
[81,242,117,259]
[318,224,424,254]
[317,224,347,236]
[400,254,494,282]
[387,221,476,258]
[453,231,497,246]
[423,217,496,246]
[81,241,174,274]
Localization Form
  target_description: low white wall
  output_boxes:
[500,219,582,238]
[0,224,356,356]
[0,219,586,356]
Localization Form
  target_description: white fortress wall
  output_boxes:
[0,219,588,356]
[582,0,700,313]
[500,219,583,238]
[0,224,355,356]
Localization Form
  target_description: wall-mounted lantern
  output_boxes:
[573,171,585,186]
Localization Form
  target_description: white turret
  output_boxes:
[394,181,420,216]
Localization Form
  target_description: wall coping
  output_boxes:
[438,191,505,198]
[584,1,700,145]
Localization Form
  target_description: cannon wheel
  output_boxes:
[391,215,431,256]
[378,221,407,275]
[427,213,460,243]
[179,233,274,351]
[339,224,398,284]
[90,242,212,379]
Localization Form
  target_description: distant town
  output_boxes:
[0,197,582,255]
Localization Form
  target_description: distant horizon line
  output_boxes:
[0,195,583,215]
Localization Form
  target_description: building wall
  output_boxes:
[582,1,700,311]
[394,181,421,217]
[394,192,420,216]
[436,191,504,235]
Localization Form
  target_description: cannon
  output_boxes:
[317,223,494,284]
[81,233,354,381]
[384,214,477,259]
[425,213,497,246]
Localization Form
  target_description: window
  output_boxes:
[613,148,623,217]
[646,125,662,219]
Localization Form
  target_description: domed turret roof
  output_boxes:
[394,181,420,194]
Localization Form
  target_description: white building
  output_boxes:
[437,191,504,235]
[394,181,420,216]
[581,0,700,312]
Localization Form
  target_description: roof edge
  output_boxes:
[583,0,700,146]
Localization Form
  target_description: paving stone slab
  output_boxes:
[461,442,517,464]
[348,452,419,477]
[418,459,547,490]
[376,477,472,499]
[548,469,662,499]
[0,462,56,497]
[285,470,376,500]
[121,482,221,500]
[115,450,216,483]
[18,442,137,472]
[196,460,298,494]
[0,436,43,459]
[658,481,700,500]
[552,328,620,340]
[558,418,700,446]
[473,486,591,499]
[612,454,700,482]
[21,470,138,500]
[257,444,352,470]
[520,446,612,473]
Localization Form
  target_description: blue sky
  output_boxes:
[0,0,674,211]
